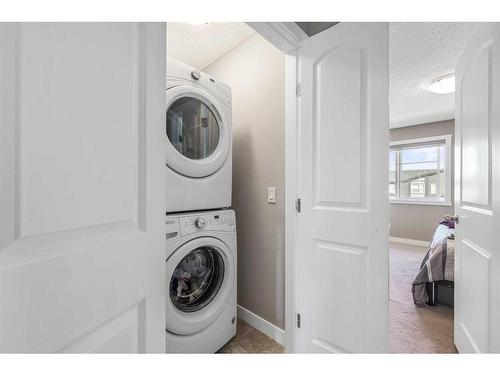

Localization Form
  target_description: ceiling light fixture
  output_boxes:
[426,73,455,94]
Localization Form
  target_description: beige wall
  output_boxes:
[204,34,286,329]
[390,120,455,242]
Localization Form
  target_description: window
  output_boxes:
[389,135,452,206]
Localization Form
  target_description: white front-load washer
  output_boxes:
[165,209,237,353]
[166,58,232,213]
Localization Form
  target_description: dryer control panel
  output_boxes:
[165,210,236,241]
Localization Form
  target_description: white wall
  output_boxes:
[204,34,286,329]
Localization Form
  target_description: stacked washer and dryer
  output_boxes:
[165,58,237,353]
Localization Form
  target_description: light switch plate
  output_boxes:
[268,187,276,203]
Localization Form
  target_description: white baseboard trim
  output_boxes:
[236,305,285,346]
[390,236,429,248]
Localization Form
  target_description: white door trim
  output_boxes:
[246,22,307,54]
[284,53,299,353]
[245,22,304,353]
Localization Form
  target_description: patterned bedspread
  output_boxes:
[412,224,455,307]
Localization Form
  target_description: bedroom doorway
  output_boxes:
[388,22,500,354]
[387,22,478,353]
[388,132,456,353]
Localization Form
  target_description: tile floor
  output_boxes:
[217,319,285,353]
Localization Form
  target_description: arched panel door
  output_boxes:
[454,23,500,353]
[0,23,166,353]
[296,22,389,353]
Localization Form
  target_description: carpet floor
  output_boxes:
[389,242,457,353]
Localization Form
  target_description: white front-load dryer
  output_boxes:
[165,209,237,353]
[166,58,232,213]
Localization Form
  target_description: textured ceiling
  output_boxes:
[168,22,481,128]
[390,22,480,128]
[167,22,255,70]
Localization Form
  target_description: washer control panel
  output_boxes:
[180,210,235,236]
[166,210,236,241]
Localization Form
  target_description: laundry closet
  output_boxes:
[164,23,286,353]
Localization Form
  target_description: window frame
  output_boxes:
[389,135,452,206]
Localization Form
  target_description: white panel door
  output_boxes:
[296,23,389,353]
[0,23,166,353]
[454,23,500,353]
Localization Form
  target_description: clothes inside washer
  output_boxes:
[169,247,224,312]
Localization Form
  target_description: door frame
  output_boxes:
[246,22,306,353]
[249,22,392,353]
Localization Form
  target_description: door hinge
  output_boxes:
[296,313,301,328]
[296,83,301,97]
[295,198,302,213]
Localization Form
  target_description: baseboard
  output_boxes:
[390,236,429,248]
[236,305,285,346]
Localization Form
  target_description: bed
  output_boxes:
[412,221,455,307]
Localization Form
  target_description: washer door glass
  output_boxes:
[166,97,220,160]
[169,246,224,313]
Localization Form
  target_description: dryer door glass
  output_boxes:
[169,246,224,312]
[167,97,220,160]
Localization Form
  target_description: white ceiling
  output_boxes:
[167,22,255,70]
[390,22,480,128]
